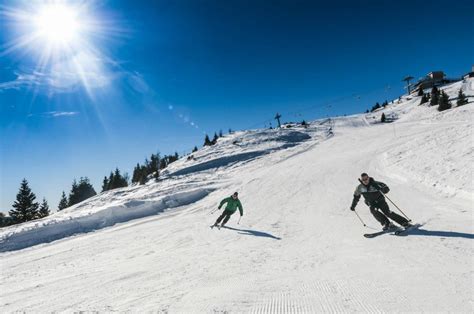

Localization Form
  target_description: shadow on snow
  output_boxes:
[396,227,474,239]
[222,226,281,240]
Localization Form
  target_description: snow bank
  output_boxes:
[0,188,213,252]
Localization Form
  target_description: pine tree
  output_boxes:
[204,134,212,146]
[0,212,9,227]
[417,88,424,97]
[420,93,429,105]
[139,165,148,185]
[219,130,223,137]
[58,191,68,211]
[381,113,386,123]
[68,177,96,206]
[192,146,198,153]
[457,89,468,106]
[102,176,109,192]
[38,198,50,218]
[438,91,451,111]
[211,132,219,145]
[149,154,159,175]
[9,179,39,223]
[132,163,141,183]
[430,86,440,106]
[228,128,233,134]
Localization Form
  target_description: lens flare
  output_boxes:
[34,4,80,44]
[0,1,122,98]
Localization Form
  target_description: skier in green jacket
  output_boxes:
[212,192,243,228]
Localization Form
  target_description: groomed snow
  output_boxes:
[0,79,473,312]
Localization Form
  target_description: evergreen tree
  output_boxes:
[370,102,381,112]
[68,177,96,206]
[0,212,10,227]
[38,198,50,218]
[112,168,128,189]
[58,191,68,211]
[9,179,39,223]
[381,113,386,123]
[417,87,424,97]
[420,93,429,105]
[102,176,109,192]
[438,91,451,111]
[219,130,223,137]
[211,132,219,145]
[457,89,468,106]
[430,86,440,106]
[132,163,141,184]
[228,128,233,134]
[192,146,198,153]
[138,165,148,185]
[149,154,159,175]
[204,134,212,146]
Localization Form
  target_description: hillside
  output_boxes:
[1,79,473,312]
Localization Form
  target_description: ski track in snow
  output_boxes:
[1,79,473,312]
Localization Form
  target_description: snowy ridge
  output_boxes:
[0,78,473,312]
[0,123,328,252]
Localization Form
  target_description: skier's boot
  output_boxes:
[402,222,412,229]
[382,222,396,231]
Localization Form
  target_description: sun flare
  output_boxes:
[34,4,80,44]
[0,1,121,97]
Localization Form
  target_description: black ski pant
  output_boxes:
[214,210,234,226]
[369,199,409,226]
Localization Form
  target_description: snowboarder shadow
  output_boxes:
[221,226,281,240]
[395,227,474,239]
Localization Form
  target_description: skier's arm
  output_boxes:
[218,197,229,209]
[350,187,361,210]
[373,181,390,194]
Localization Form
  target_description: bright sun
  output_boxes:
[34,4,80,44]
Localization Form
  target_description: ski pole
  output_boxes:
[353,210,367,227]
[383,193,412,222]
[210,208,219,215]
[237,216,242,225]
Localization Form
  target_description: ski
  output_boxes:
[364,226,401,238]
[394,223,421,235]
[210,224,221,230]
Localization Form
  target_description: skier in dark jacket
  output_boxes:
[213,192,243,228]
[350,173,411,230]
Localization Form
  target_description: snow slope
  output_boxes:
[1,79,473,313]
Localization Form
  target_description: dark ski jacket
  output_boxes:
[218,196,243,216]
[351,177,390,209]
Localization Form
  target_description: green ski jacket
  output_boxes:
[218,197,243,215]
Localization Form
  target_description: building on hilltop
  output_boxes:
[410,70,459,95]
[463,65,474,80]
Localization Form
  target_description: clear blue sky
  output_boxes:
[1,0,473,212]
